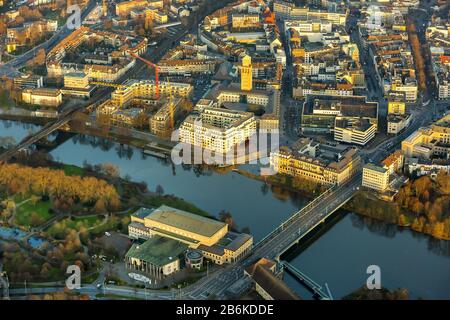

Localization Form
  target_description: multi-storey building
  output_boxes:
[387,113,412,135]
[334,117,377,146]
[362,164,390,192]
[381,150,404,174]
[401,113,450,159]
[110,80,193,107]
[270,139,362,186]
[178,107,257,155]
[21,88,62,107]
[61,72,93,98]
[149,98,182,138]
[13,74,43,89]
[387,92,407,114]
[232,13,260,29]
[115,0,163,16]
[301,95,378,133]
[110,108,144,127]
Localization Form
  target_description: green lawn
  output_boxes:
[62,164,85,177]
[47,215,105,239]
[14,199,53,227]
[82,271,100,284]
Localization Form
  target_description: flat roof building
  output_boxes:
[334,117,377,146]
[302,95,378,133]
[125,236,188,279]
[362,163,389,192]
[179,107,257,155]
[128,205,253,266]
[270,138,362,186]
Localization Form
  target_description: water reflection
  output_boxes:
[1,120,449,299]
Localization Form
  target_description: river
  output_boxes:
[1,120,449,299]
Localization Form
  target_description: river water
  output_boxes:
[1,120,449,299]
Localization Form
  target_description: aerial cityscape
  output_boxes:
[0,0,448,303]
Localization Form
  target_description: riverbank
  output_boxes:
[237,169,450,241]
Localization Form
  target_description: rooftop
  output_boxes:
[132,207,155,220]
[146,205,227,238]
[125,236,188,267]
[335,117,374,132]
[249,264,300,300]
[364,163,388,174]
[304,94,378,119]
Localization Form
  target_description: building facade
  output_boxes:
[362,164,390,192]
[179,107,257,155]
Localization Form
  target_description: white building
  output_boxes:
[179,107,257,154]
[362,164,390,192]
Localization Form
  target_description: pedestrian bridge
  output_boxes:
[280,261,332,300]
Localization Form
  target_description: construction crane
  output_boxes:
[166,77,174,130]
[128,51,160,100]
[102,0,108,17]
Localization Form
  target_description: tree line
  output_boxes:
[0,163,120,213]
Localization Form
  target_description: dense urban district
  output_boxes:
[0,0,449,301]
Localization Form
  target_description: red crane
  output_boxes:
[128,51,160,99]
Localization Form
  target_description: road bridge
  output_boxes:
[184,173,362,299]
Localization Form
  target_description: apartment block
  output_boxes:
[178,107,257,155]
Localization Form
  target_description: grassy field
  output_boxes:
[82,271,100,284]
[13,195,53,227]
[47,215,105,239]
[62,164,85,177]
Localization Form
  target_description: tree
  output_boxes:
[94,199,107,213]
[100,163,120,178]
[241,226,251,234]
[30,212,44,227]
[218,210,235,229]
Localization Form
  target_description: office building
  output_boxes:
[401,113,450,159]
[270,139,362,186]
[334,117,377,146]
[362,163,390,192]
